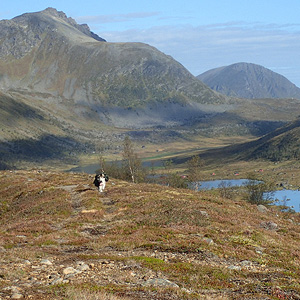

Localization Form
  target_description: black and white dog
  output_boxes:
[93,173,108,193]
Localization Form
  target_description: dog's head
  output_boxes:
[99,174,106,183]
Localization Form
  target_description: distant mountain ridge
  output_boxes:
[197,62,300,99]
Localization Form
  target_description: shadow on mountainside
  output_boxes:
[0,134,92,169]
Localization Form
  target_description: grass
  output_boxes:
[64,286,133,300]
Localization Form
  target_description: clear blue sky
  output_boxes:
[2,0,300,86]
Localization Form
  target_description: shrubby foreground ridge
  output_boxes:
[0,170,300,299]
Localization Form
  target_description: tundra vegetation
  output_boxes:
[0,169,299,299]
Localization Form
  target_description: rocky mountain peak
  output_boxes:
[41,7,79,28]
[0,7,105,59]
[42,7,68,18]
[39,7,105,42]
[0,7,106,59]
[42,7,67,17]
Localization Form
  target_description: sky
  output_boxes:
[2,0,300,86]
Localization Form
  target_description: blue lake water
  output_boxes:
[197,179,300,213]
[197,179,248,190]
[269,190,300,212]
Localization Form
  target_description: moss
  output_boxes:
[133,256,166,270]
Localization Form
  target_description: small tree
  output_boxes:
[162,159,188,188]
[218,181,234,199]
[96,142,111,174]
[122,136,145,183]
[101,159,123,180]
[243,173,275,205]
[187,155,203,190]
[98,154,107,174]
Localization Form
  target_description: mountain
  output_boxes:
[0,7,229,129]
[2,8,300,169]
[197,62,300,99]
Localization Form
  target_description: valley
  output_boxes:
[1,7,300,300]
[1,8,300,174]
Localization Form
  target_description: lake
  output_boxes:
[197,179,248,190]
[69,163,100,174]
[269,190,300,212]
[197,179,300,213]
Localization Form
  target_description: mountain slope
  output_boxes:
[248,118,300,161]
[0,91,91,168]
[198,117,300,164]
[197,62,300,99]
[0,8,229,129]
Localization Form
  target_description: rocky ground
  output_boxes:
[0,170,300,299]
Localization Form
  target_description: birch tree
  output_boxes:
[122,136,144,183]
[187,155,203,190]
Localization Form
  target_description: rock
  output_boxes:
[76,261,89,271]
[240,260,252,267]
[10,286,22,293]
[62,267,78,275]
[199,210,209,218]
[255,247,264,255]
[203,237,214,245]
[144,278,179,288]
[11,293,23,299]
[257,205,269,213]
[260,221,278,231]
[101,198,115,205]
[40,259,52,265]
[81,209,98,214]
[228,265,242,271]
[50,277,63,285]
